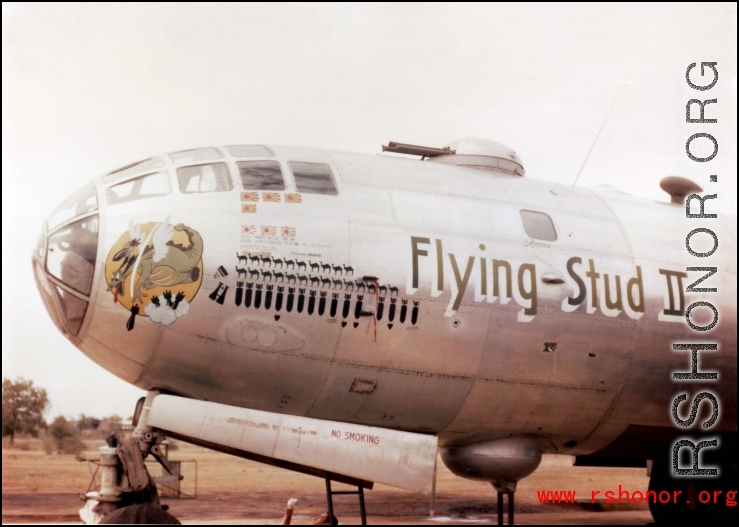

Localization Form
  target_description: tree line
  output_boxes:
[2,377,128,454]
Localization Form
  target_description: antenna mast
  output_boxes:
[571,73,630,191]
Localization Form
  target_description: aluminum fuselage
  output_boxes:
[38,145,737,457]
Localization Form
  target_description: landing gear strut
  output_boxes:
[79,433,181,524]
[496,490,514,525]
[79,392,181,524]
[493,481,516,525]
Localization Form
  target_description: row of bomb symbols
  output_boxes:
[215,253,419,327]
[208,280,420,329]
[236,252,355,275]
[377,296,420,326]
[233,266,397,292]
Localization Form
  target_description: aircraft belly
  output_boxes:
[138,328,334,415]
[441,307,634,450]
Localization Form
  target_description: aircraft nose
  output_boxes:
[33,183,99,339]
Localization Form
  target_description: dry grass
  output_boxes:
[2,438,651,499]
[2,437,652,524]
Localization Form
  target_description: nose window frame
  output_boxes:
[106,171,171,205]
[288,161,339,195]
[176,162,233,194]
[44,214,99,296]
[237,160,286,191]
[40,207,99,338]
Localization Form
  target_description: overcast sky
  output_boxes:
[2,3,736,420]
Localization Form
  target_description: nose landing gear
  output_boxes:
[79,393,182,524]
[79,432,181,524]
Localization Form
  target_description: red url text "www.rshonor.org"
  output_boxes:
[536,486,738,506]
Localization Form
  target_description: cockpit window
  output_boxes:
[35,259,88,337]
[47,183,98,230]
[103,156,166,185]
[52,285,88,336]
[34,261,67,334]
[169,147,223,164]
[520,210,557,241]
[237,161,285,191]
[289,162,338,195]
[225,145,275,157]
[107,172,171,205]
[177,163,232,193]
[45,216,98,296]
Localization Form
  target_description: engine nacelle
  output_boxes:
[440,437,542,490]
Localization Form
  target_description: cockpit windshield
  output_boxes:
[107,171,171,205]
[33,260,89,337]
[177,163,232,193]
[45,216,98,296]
[47,183,98,230]
[103,156,167,186]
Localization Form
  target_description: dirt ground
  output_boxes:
[2,438,653,524]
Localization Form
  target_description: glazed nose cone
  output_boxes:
[33,183,99,338]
